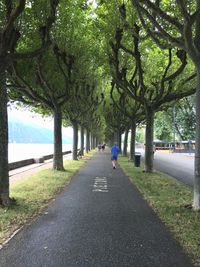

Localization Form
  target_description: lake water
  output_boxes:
[8,144,73,163]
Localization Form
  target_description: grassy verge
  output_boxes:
[118,156,200,266]
[0,151,95,245]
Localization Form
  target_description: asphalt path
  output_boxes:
[0,151,193,267]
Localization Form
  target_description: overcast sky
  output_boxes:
[8,105,73,137]
[8,105,53,128]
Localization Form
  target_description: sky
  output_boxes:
[8,105,73,138]
[8,105,53,128]
[87,0,97,8]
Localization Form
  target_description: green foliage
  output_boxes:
[53,0,106,80]
[174,96,196,140]
[9,45,68,116]
[15,1,54,51]
[136,127,145,143]
[154,111,173,141]
[154,96,196,141]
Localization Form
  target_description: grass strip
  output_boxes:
[0,151,95,245]
[118,156,200,266]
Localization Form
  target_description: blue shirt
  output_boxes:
[111,145,120,157]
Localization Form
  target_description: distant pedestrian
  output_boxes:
[111,144,120,169]
[97,143,102,152]
[101,143,106,151]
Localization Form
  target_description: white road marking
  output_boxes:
[92,176,108,193]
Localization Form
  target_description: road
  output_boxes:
[138,149,194,187]
[0,151,192,267]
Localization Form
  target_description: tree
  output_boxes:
[0,0,59,206]
[9,0,105,166]
[9,44,75,170]
[132,0,200,210]
[155,96,196,141]
[54,0,106,157]
[63,83,101,160]
[104,96,129,150]
[110,82,144,159]
[174,97,196,140]
[154,111,173,141]
[109,21,195,172]
[94,1,195,171]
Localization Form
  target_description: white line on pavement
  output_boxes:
[92,176,108,193]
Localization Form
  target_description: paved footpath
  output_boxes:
[0,151,193,267]
[9,153,72,185]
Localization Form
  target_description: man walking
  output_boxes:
[111,144,120,169]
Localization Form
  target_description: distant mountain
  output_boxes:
[8,117,72,144]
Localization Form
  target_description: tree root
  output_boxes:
[0,196,16,207]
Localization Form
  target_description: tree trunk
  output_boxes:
[113,132,118,144]
[110,133,115,146]
[95,138,98,148]
[80,126,84,156]
[86,128,90,153]
[118,130,122,152]
[194,65,200,210]
[93,136,96,149]
[92,134,95,149]
[91,133,94,149]
[0,64,10,206]
[130,120,136,161]
[72,120,78,160]
[53,106,64,170]
[90,132,92,149]
[144,107,154,172]
[123,127,129,157]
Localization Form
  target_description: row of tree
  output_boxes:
[0,1,106,206]
[94,1,199,210]
[132,0,200,212]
